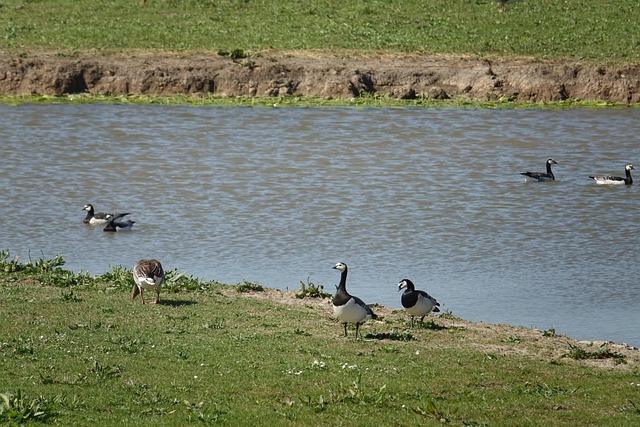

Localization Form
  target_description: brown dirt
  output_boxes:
[1,50,640,103]
[222,287,640,370]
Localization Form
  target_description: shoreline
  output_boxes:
[1,50,640,104]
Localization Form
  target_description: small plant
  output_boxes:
[543,328,557,337]
[412,398,457,423]
[364,330,415,341]
[202,318,226,330]
[60,288,81,302]
[90,360,123,380]
[502,335,522,344]
[418,319,447,330]
[564,344,626,364]
[235,280,264,293]
[0,389,59,423]
[437,307,456,319]
[217,48,249,60]
[97,264,132,289]
[295,278,331,299]
[0,250,21,273]
[521,382,575,398]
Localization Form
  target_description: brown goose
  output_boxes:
[132,259,165,304]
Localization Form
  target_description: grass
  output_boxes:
[0,0,638,61]
[2,252,640,425]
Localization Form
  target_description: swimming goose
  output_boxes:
[398,279,440,327]
[589,164,634,185]
[332,262,377,338]
[102,214,136,232]
[132,259,164,304]
[83,204,130,225]
[520,159,557,182]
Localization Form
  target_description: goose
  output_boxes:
[520,158,557,182]
[589,164,634,185]
[398,279,440,327]
[102,214,136,232]
[132,259,164,304]
[83,204,130,225]
[332,262,377,338]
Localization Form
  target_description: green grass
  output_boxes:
[0,0,639,61]
[2,252,640,425]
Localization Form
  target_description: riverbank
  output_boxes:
[2,254,640,424]
[2,50,640,104]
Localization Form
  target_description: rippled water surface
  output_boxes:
[2,104,639,345]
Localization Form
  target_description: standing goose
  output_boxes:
[398,279,440,327]
[332,262,377,338]
[520,159,557,182]
[132,259,164,304]
[589,164,634,185]
[83,203,130,225]
[102,214,136,232]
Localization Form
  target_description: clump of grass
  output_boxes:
[502,335,522,344]
[564,344,626,364]
[412,398,458,423]
[235,280,264,292]
[0,389,59,424]
[364,330,415,341]
[0,250,65,275]
[59,288,81,302]
[295,278,331,299]
[305,374,390,411]
[543,327,557,337]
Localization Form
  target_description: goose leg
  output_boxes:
[152,289,160,304]
[343,323,348,337]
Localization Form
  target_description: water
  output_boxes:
[2,104,639,346]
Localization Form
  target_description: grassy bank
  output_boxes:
[1,252,640,425]
[1,0,639,61]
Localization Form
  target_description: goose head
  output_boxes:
[398,279,415,292]
[332,262,347,273]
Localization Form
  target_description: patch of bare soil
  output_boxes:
[223,286,640,370]
[1,50,640,103]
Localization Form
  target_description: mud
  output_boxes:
[1,51,640,103]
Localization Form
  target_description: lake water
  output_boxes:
[1,103,639,346]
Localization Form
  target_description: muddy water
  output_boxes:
[1,104,639,345]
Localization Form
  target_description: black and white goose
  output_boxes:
[398,279,440,327]
[332,262,377,338]
[83,203,130,225]
[520,158,557,182]
[589,164,634,185]
[132,259,164,304]
[102,214,136,232]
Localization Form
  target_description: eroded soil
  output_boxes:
[1,50,640,103]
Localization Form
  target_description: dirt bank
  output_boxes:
[1,50,640,103]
